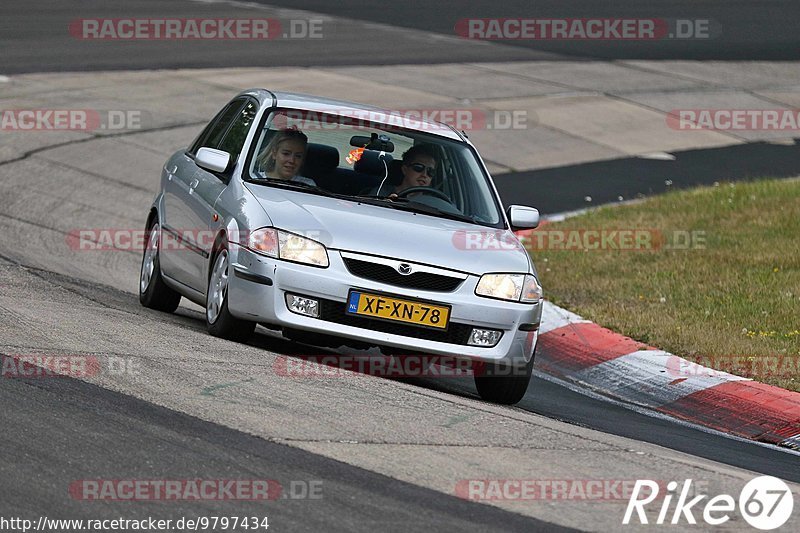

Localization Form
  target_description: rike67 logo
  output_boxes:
[623,476,794,530]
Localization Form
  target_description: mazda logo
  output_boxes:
[397,263,412,275]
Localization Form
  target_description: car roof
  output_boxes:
[239,88,466,142]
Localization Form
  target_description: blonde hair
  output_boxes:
[256,129,308,174]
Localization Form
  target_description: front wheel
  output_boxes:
[474,355,534,405]
[206,244,255,341]
[139,220,181,312]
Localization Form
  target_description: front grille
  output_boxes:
[318,298,473,345]
[343,258,463,292]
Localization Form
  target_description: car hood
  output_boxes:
[244,184,531,275]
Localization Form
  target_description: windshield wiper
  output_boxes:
[248,177,341,198]
[349,195,407,208]
[388,200,480,224]
[350,194,480,223]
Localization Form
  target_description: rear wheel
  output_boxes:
[139,220,181,312]
[474,355,534,405]
[206,244,255,341]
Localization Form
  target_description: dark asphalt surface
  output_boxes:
[405,373,800,484]
[494,140,800,215]
[2,0,798,75]
[0,0,544,75]
[522,376,800,484]
[251,0,800,60]
[3,262,797,526]
[3,1,799,530]
[0,359,569,532]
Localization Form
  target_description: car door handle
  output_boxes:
[166,165,178,181]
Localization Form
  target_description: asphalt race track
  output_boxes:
[1,1,799,531]
[1,351,565,533]
[494,140,800,215]
[251,0,800,60]
[3,0,799,74]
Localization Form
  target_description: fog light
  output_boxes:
[285,294,320,318]
[468,328,503,347]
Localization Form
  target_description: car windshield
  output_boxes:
[245,108,504,227]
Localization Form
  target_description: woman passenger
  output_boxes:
[254,129,316,186]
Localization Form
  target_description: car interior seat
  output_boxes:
[302,143,339,189]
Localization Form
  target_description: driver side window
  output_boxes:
[218,100,258,162]
[188,99,246,155]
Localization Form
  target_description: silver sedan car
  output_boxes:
[139,89,543,404]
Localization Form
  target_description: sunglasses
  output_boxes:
[408,162,436,176]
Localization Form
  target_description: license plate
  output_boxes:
[346,290,450,330]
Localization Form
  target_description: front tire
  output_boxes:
[206,244,255,341]
[474,355,534,405]
[139,220,181,312]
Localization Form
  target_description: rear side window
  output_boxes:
[188,99,246,154]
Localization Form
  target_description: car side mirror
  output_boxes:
[196,147,231,173]
[507,205,539,230]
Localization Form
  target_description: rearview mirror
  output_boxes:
[350,133,394,152]
[196,147,231,173]
[507,205,539,230]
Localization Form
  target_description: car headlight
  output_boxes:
[475,273,543,303]
[247,228,329,267]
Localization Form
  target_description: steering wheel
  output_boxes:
[396,186,451,202]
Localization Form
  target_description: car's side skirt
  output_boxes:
[161,271,206,307]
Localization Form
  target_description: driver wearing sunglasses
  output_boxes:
[398,144,437,191]
[383,144,437,199]
[367,144,439,199]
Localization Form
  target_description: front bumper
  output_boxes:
[227,245,541,366]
